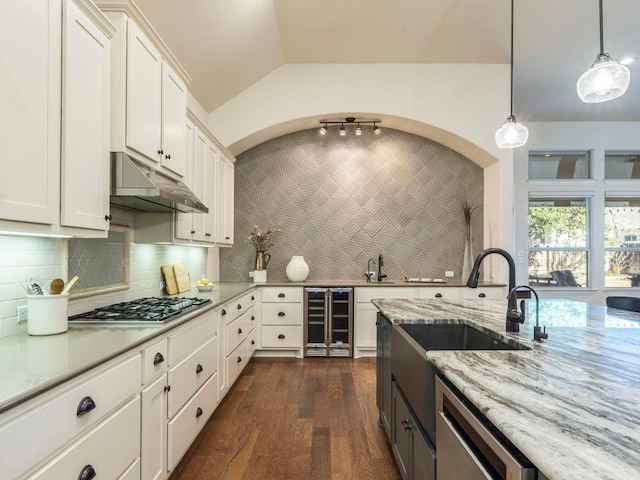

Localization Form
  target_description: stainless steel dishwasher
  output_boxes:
[304,287,353,357]
[435,376,537,479]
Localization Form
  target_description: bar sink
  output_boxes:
[391,322,529,446]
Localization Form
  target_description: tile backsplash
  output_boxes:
[0,235,209,337]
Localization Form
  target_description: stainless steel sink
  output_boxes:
[391,322,529,446]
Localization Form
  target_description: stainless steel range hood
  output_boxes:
[110,152,208,213]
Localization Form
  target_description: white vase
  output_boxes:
[286,256,309,282]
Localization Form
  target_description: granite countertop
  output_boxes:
[0,282,255,414]
[373,298,640,480]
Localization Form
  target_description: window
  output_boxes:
[528,152,590,180]
[604,197,640,287]
[604,153,640,179]
[528,197,589,287]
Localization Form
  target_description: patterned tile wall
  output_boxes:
[220,127,484,282]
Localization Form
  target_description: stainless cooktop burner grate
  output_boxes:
[69,297,211,323]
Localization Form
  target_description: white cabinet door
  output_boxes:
[126,20,162,162]
[191,127,208,242]
[355,303,378,351]
[160,63,186,177]
[203,142,218,242]
[175,119,194,241]
[60,0,110,231]
[216,156,234,245]
[141,375,168,480]
[0,1,60,224]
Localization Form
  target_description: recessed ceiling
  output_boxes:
[135,0,640,121]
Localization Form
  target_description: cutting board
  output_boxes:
[161,265,178,295]
[173,264,191,293]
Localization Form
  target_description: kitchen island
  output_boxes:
[373,298,640,480]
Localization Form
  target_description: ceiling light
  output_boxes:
[543,153,552,158]
[495,0,528,149]
[318,117,382,136]
[577,0,630,103]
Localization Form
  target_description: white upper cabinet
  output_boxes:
[99,1,189,179]
[216,155,235,245]
[125,20,162,162]
[61,0,111,231]
[0,0,113,237]
[0,2,61,226]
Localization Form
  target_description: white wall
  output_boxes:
[208,62,517,284]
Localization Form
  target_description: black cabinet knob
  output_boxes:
[278,334,285,339]
[435,293,443,298]
[251,315,255,321]
[195,363,203,374]
[76,396,96,417]
[104,214,112,221]
[251,340,255,345]
[78,464,96,480]
[479,293,486,298]
[278,312,285,317]
[158,149,164,155]
[237,328,242,334]
[251,296,255,301]
[165,154,171,160]
[222,309,226,315]
[237,356,242,363]
[278,293,285,298]
[237,304,242,310]
[196,407,203,418]
[153,352,165,365]
[205,233,211,237]
[164,385,171,393]
[225,236,230,240]
[190,230,195,234]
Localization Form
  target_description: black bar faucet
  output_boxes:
[466,248,521,332]
[377,254,387,282]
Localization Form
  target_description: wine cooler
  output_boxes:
[304,287,354,357]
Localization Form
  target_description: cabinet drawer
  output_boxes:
[141,337,168,384]
[0,354,141,480]
[461,287,506,300]
[261,286,303,303]
[168,311,216,365]
[168,336,217,418]
[30,396,141,479]
[416,287,461,300]
[261,325,303,348]
[247,328,258,357]
[262,303,303,325]
[225,341,247,388]
[355,287,418,303]
[225,306,255,355]
[167,373,218,470]
[118,458,141,480]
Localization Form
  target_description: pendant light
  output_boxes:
[495,0,528,149]
[577,0,630,103]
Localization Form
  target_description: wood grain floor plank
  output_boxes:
[170,358,401,480]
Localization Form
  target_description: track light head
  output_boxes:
[355,124,362,136]
[339,125,346,136]
[319,124,327,135]
[373,125,381,135]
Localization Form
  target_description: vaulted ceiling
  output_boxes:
[135,0,640,122]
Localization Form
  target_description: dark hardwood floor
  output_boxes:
[170,357,401,480]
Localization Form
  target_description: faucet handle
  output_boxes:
[519,299,526,323]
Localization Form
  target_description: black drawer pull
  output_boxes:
[479,293,486,298]
[164,385,171,393]
[158,149,164,155]
[278,293,285,298]
[251,340,255,345]
[195,363,203,374]
[251,315,255,321]
[435,293,443,298]
[104,214,112,221]
[76,396,96,417]
[205,232,212,237]
[278,334,285,339]
[251,296,255,301]
[78,464,96,480]
[237,304,242,310]
[153,352,165,365]
[165,154,171,160]
[237,356,242,363]
[196,407,203,418]
[278,312,285,317]
[221,309,227,315]
[237,327,243,334]
[225,236,230,240]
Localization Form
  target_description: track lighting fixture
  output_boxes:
[577,0,630,103]
[495,0,528,149]
[318,117,382,136]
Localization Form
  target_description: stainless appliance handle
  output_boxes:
[326,289,332,348]
[436,377,536,480]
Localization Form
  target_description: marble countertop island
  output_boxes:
[373,298,640,480]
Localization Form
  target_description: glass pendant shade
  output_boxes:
[495,115,529,149]
[577,53,631,103]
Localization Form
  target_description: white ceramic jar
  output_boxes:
[286,256,309,282]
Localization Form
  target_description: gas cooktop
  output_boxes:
[68,297,212,324]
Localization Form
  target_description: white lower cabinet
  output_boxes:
[259,287,303,356]
[354,302,379,356]
[167,373,218,470]
[141,375,168,480]
[31,396,141,479]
